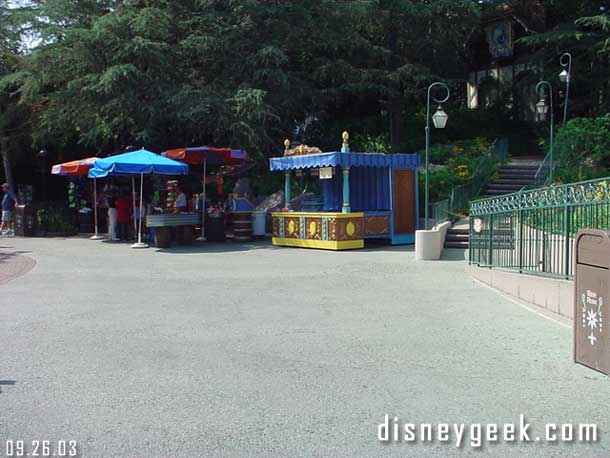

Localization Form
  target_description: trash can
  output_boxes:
[207,213,226,242]
[78,211,94,233]
[252,210,266,237]
[154,227,172,248]
[574,229,610,375]
[13,205,36,237]
[233,212,252,242]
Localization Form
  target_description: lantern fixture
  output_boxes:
[536,97,549,117]
[432,106,448,129]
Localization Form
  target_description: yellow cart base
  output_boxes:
[271,211,364,251]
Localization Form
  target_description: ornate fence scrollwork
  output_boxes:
[469,176,610,279]
[471,177,610,216]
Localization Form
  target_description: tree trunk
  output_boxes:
[1,135,14,189]
[389,98,402,149]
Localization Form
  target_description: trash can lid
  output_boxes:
[575,229,610,269]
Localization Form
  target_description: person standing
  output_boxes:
[115,191,132,241]
[0,183,18,236]
[107,194,118,241]
[174,184,187,213]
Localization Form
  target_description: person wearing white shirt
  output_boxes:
[174,185,187,213]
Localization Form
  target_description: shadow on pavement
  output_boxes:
[155,240,276,254]
[441,248,467,262]
[0,380,16,394]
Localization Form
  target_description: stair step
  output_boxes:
[498,175,537,182]
[483,189,520,195]
[444,241,469,248]
[446,237,468,244]
[493,179,534,185]
[447,228,469,235]
[487,183,527,190]
[501,164,541,169]
[499,170,537,177]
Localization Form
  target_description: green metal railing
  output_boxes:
[430,199,450,227]
[523,151,552,191]
[469,176,610,279]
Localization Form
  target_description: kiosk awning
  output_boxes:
[269,152,419,171]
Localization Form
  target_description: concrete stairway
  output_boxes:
[444,219,470,249]
[481,158,542,197]
[444,157,543,250]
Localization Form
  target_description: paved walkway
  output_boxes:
[0,238,609,457]
[0,244,36,285]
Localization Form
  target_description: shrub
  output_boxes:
[36,205,78,234]
[554,115,610,182]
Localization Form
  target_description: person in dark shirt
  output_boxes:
[1,183,18,236]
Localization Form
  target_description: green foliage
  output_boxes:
[424,137,499,202]
[554,115,610,182]
[1,0,482,167]
[36,205,78,234]
[352,134,391,153]
[518,2,610,117]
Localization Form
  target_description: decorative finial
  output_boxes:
[283,139,291,156]
[341,131,349,153]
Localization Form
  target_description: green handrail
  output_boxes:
[469,176,610,278]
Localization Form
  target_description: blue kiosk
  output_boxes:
[269,132,420,250]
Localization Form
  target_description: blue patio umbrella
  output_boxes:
[88,149,189,248]
[89,149,189,178]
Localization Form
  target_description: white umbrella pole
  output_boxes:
[202,158,207,240]
[90,178,103,240]
[131,172,148,249]
[131,176,137,238]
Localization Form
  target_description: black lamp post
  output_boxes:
[38,149,48,202]
[559,52,572,125]
[535,81,554,182]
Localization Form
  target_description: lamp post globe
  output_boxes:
[558,69,569,84]
[536,97,548,117]
[432,106,448,129]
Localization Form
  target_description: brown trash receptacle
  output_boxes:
[14,205,36,237]
[176,226,194,246]
[574,229,610,375]
[233,212,252,242]
[154,227,172,248]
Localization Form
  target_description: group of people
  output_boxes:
[106,191,137,241]
[0,180,190,240]
[105,184,187,241]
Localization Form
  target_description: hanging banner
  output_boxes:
[486,20,513,59]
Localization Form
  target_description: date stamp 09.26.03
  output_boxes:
[3,440,79,457]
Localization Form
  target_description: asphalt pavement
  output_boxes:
[0,237,608,457]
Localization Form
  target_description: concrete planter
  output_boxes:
[415,221,452,261]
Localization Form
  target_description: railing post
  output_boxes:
[468,216,473,265]
[518,209,524,273]
[488,214,494,267]
[564,203,570,278]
